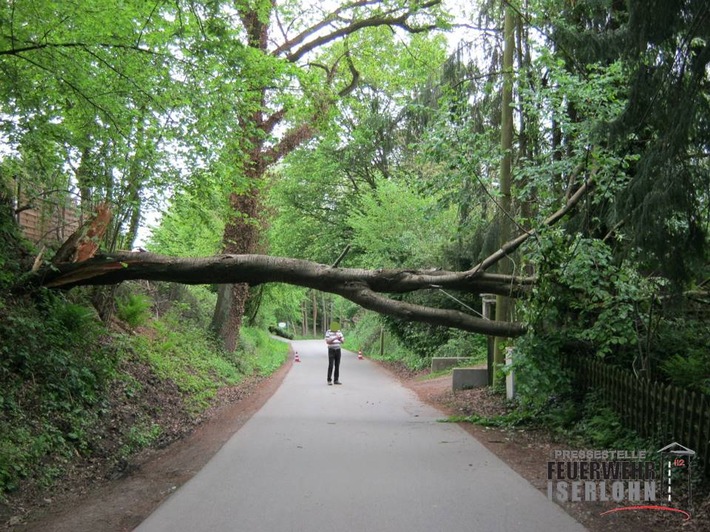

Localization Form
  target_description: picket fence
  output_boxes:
[565,356,710,477]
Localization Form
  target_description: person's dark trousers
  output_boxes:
[327,348,341,382]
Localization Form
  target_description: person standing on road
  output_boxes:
[325,322,344,385]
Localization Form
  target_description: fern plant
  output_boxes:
[117,294,152,328]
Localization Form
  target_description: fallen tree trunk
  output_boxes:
[19,178,593,337]
[23,252,531,336]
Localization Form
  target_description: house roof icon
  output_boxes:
[657,442,696,456]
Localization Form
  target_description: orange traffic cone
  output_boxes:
[294,352,301,363]
[358,350,363,360]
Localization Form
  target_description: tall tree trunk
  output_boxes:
[209,2,443,351]
[312,290,317,338]
[213,185,262,351]
[493,4,516,383]
[212,283,234,346]
[305,300,310,337]
[210,5,270,351]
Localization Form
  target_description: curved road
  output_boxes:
[136,340,585,532]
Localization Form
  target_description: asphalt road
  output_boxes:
[135,339,586,532]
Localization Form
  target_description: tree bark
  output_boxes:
[24,252,533,336]
[493,4,516,382]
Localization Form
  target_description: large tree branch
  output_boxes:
[18,175,591,337]
[272,0,387,58]
[466,179,593,275]
[335,283,527,336]
[276,0,442,63]
[28,253,534,294]
[22,252,532,336]
[263,46,360,162]
[337,47,360,97]
[262,121,318,163]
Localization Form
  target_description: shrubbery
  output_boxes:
[0,292,119,493]
[0,272,290,500]
[117,293,152,328]
[506,232,709,449]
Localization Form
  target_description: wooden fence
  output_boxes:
[17,198,80,246]
[565,356,710,477]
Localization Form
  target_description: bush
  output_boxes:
[239,326,290,376]
[0,292,118,495]
[509,333,574,411]
[268,325,294,339]
[654,318,710,393]
[117,294,152,328]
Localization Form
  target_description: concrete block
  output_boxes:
[452,368,489,390]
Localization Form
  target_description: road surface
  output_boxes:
[135,340,586,532]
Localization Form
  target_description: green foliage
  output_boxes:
[521,230,660,360]
[349,177,457,269]
[0,0,185,250]
[267,150,347,263]
[117,294,152,329]
[130,313,241,413]
[509,333,573,411]
[119,420,163,458]
[535,0,710,282]
[0,292,118,495]
[268,31,449,268]
[516,52,632,208]
[146,185,226,257]
[510,230,667,414]
[238,327,290,376]
[655,319,710,394]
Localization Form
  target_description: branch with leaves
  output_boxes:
[273,0,443,62]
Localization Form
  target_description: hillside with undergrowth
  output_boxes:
[0,209,289,527]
